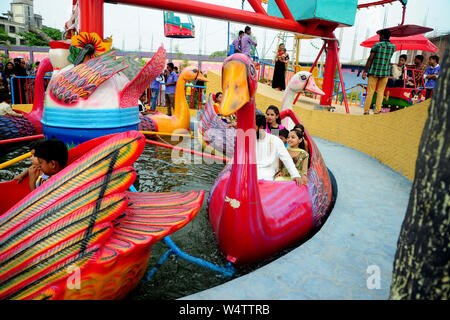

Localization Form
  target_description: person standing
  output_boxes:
[272,44,289,91]
[408,54,427,88]
[12,57,27,104]
[165,63,178,116]
[423,55,440,99]
[241,26,257,58]
[149,73,163,111]
[362,29,396,115]
[254,113,303,186]
[231,31,244,54]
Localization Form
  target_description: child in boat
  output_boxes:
[28,139,68,191]
[215,92,237,128]
[275,129,309,185]
[278,128,289,147]
[265,105,285,134]
[292,123,309,152]
[13,141,42,183]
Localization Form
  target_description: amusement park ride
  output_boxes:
[0,0,430,300]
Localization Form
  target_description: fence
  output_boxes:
[258,61,295,89]
[333,80,367,107]
[10,76,51,105]
[10,75,207,110]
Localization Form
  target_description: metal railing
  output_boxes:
[10,76,51,105]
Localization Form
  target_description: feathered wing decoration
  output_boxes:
[49,50,127,105]
[0,131,204,300]
[0,131,145,300]
[119,45,166,108]
[197,93,236,157]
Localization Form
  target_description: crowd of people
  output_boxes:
[362,28,441,114]
[141,62,208,115]
[255,106,309,187]
[0,57,40,106]
[213,93,310,186]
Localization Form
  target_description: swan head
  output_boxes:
[288,71,324,95]
[219,53,257,116]
[48,40,72,70]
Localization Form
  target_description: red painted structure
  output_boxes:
[75,0,407,110]
[80,0,338,107]
[208,54,335,265]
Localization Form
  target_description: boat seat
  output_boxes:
[258,179,312,228]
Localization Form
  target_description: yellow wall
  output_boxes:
[205,70,429,181]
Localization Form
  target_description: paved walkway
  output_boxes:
[182,137,412,300]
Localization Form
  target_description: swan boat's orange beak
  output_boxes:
[219,60,250,116]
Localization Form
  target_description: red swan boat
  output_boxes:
[0,131,204,299]
[208,54,337,266]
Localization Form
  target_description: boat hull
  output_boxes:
[0,131,204,299]
[207,110,336,265]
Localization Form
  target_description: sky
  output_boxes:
[1,0,449,63]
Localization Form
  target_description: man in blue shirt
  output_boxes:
[149,73,163,111]
[241,26,257,58]
[423,55,441,99]
[231,31,244,54]
[165,62,178,116]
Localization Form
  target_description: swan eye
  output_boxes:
[193,69,198,73]
[301,75,307,81]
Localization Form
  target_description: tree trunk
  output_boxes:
[390,44,450,299]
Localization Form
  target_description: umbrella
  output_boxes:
[360,34,438,52]
[376,24,433,37]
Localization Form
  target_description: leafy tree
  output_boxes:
[0,27,15,45]
[19,31,47,46]
[19,26,63,46]
[209,50,227,58]
[41,26,62,41]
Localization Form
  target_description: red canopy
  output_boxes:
[360,34,438,52]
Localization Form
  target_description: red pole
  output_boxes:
[0,134,44,145]
[310,42,326,73]
[79,0,104,38]
[335,46,350,114]
[18,78,23,104]
[274,0,295,20]
[112,0,336,38]
[247,0,268,15]
[320,39,338,107]
[145,139,229,162]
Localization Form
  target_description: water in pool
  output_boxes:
[0,140,294,299]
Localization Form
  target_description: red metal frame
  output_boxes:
[79,0,346,107]
[357,0,400,9]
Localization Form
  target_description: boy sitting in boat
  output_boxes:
[255,114,303,186]
[275,129,309,185]
[28,139,68,191]
[13,141,42,184]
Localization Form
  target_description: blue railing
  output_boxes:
[10,75,51,105]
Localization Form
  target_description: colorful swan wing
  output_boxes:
[197,93,235,156]
[98,190,205,263]
[0,131,145,299]
[119,45,166,108]
[138,113,158,132]
[49,50,127,105]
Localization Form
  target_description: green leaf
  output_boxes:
[68,45,81,64]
